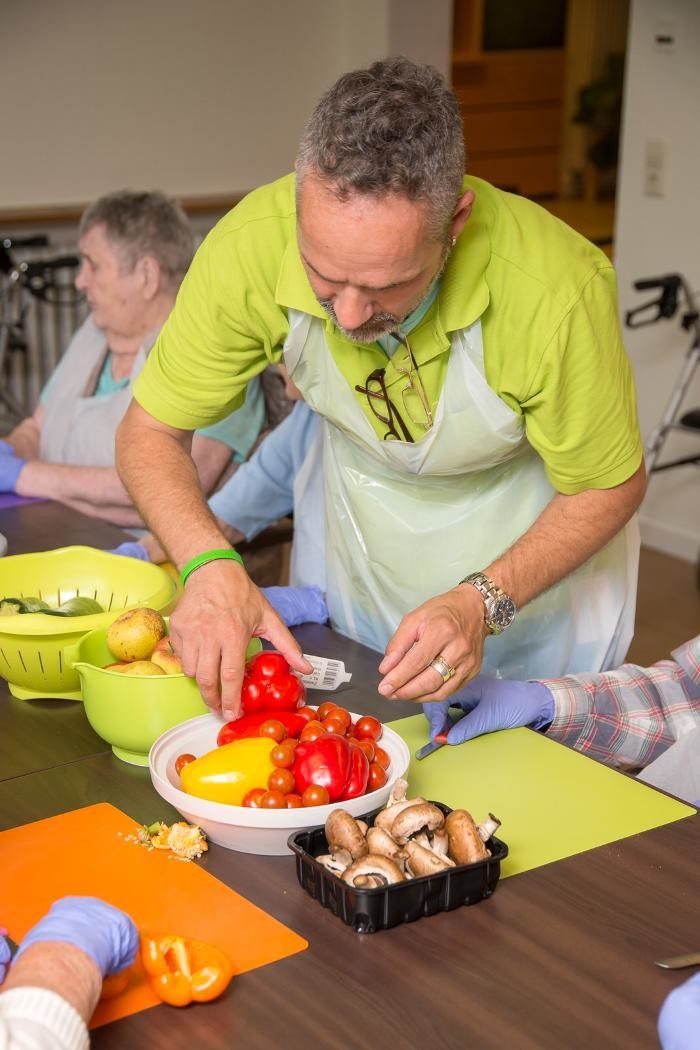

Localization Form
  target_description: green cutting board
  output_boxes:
[387,716,696,878]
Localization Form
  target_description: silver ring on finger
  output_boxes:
[428,653,456,685]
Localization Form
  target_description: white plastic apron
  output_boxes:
[283,309,639,678]
[289,420,326,591]
[39,318,154,467]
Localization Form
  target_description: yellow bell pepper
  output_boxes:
[179,738,275,805]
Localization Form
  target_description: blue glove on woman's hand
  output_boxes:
[0,448,26,493]
[107,541,151,561]
[262,586,329,627]
[423,676,555,745]
[0,932,11,982]
[14,896,139,977]
[658,972,700,1050]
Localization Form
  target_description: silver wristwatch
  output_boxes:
[460,572,517,634]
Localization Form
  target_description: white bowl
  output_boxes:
[149,711,410,856]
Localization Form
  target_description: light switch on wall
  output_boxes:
[644,140,666,197]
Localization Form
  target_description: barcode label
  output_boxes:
[299,654,352,690]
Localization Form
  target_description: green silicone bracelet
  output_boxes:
[180,549,245,587]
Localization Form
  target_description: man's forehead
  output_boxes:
[297,180,438,288]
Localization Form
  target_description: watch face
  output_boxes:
[492,596,516,630]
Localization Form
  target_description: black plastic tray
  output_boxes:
[288,801,508,934]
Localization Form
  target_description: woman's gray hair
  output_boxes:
[78,190,194,288]
[296,56,465,242]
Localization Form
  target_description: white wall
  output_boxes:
[1,0,452,210]
[615,0,700,563]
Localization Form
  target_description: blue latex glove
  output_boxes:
[0,449,26,493]
[423,676,555,745]
[658,972,700,1050]
[107,541,151,561]
[14,897,138,977]
[0,933,10,982]
[262,585,329,627]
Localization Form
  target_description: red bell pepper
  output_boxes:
[291,733,352,803]
[217,710,307,746]
[240,652,306,714]
[338,742,370,801]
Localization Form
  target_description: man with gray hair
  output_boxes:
[117,57,645,720]
[0,190,264,527]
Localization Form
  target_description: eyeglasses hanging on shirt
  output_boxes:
[355,332,433,443]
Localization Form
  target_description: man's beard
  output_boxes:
[317,246,450,344]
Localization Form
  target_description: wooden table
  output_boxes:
[1,502,697,1049]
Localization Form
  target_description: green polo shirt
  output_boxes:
[134,173,642,494]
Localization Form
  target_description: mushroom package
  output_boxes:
[316,779,502,888]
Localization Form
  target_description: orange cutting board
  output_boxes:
[0,804,307,1027]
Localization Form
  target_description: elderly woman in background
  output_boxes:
[0,190,264,527]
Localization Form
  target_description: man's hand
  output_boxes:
[423,677,554,744]
[377,585,487,701]
[169,560,313,720]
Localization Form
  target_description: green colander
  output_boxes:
[65,622,262,765]
[0,546,177,699]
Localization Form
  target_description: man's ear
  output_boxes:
[451,190,475,243]
[137,256,161,300]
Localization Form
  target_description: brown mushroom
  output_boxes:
[477,813,502,842]
[325,810,368,860]
[366,826,406,864]
[387,777,409,805]
[390,803,446,846]
[354,874,384,889]
[342,853,406,887]
[431,828,450,855]
[374,797,428,832]
[315,847,353,876]
[445,809,490,865]
[404,840,455,877]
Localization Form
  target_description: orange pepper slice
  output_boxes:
[141,933,233,1007]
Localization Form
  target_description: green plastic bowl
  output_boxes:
[64,620,262,767]
[0,546,178,699]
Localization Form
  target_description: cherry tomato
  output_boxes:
[328,707,352,732]
[296,706,319,726]
[354,715,383,742]
[317,701,339,721]
[321,715,348,736]
[368,762,388,791]
[268,768,295,794]
[374,745,391,770]
[175,753,196,775]
[285,793,303,809]
[270,742,296,768]
[300,721,326,743]
[241,787,266,808]
[259,789,287,809]
[301,784,330,807]
[259,719,287,743]
[357,739,376,762]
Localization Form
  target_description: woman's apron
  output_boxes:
[39,318,152,466]
[283,309,639,679]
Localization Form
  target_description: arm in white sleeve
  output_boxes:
[208,402,317,539]
[0,989,88,1050]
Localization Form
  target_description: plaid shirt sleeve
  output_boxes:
[539,635,700,772]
